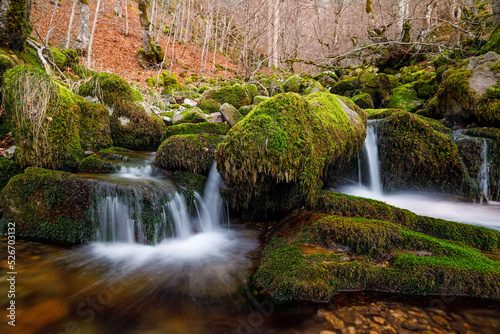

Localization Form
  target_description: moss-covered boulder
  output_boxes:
[0,53,15,86]
[146,70,183,94]
[330,76,360,97]
[215,92,366,216]
[0,167,96,243]
[155,134,224,175]
[282,76,327,96]
[253,95,269,104]
[254,209,500,302]
[359,72,399,108]
[0,157,20,191]
[313,71,339,89]
[110,100,166,150]
[49,47,68,69]
[2,65,83,169]
[74,96,112,151]
[377,111,479,199]
[78,155,117,173]
[78,72,143,105]
[98,146,131,160]
[72,64,96,79]
[163,122,229,140]
[63,49,79,67]
[351,92,374,109]
[387,83,425,113]
[437,52,500,126]
[199,84,251,113]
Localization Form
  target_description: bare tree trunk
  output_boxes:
[39,0,47,33]
[65,0,78,49]
[150,0,157,33]
[45,0,60,44]
[271,0,280,68]
[75,0,90,56]
[87,0,102,68]
[211,0,220,73]
[138,0,152,54]
[115,0,123,18]
[396,0,409,41]
[494,0,500,26]
[125,0,129,36]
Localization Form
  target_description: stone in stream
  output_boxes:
[215,91,366,219]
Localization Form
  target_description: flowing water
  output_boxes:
[341,123,500,230]
[1,151,500,333]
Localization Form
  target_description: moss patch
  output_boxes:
[387,84,425,113]
[254,210,500,302]
[200,84,251,113]
[74,95,112,151]
[78,155,117,173]
[163,122,229,140]
[0,157,21,191]
[155,134,224,175]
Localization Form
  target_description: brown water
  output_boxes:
[1,236,500,334]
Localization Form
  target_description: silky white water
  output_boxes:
[340,122,500,230]
[65,159,258,298]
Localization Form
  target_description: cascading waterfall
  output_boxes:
[364,120,383,194]
[339,123,500,229]
[479,138,490,202]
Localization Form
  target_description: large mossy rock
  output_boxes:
[0,167,96,243]
[437,52,500,126]
[155,134,225,175]
[74,95,112,151]
[215,92,366,216]
[377,111,479,200]
[199,84,251,113]
[110,101,166,150]
[359,72,399,108]
[163,122,229,140]
[78,72,144,105]
[2,65,83,169]
[387,83,425,113]
[254,207,500,302]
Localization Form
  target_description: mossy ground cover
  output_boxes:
[0,157,21,190]
[155,134,224,175]
[163,122,229,140]
[0,167,97,243]
[215,92,366,212]
[254,209,500,302]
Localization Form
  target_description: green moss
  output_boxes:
[163,122,229,139]
[49,47,68,69]
[73,95,112,151]
[481,24,500,55]
[173,109,207,125]
[71,64,96,79]
[130,87,144,102]
[0,158,21,191]
[2,65,83,169]
[1,0,32,50]
[359,72,398,107]
[315,191,500,250]
[98,146,131,154]
[254,211,500,302]
[351,92,374,109]
[215,92,366,211]
[63,49,79,67]
[437,67,475,112]
[173,171,207,213]
[78,72,141,105]
[198,85,210,94]
[78,155,117,173]
[387,83,425,113]
[0,54,15,86]
[155,134,225,175]
[0,167,96,244]
[378,111,478,199]
[243,83,258,102]
[415,76,438,100]
[330,76,359,97]
[110,100,166,150]
[200,84,251,112]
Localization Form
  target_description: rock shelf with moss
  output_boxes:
[254,209,500,302]
[215,92,366,213]
[163,122,229,139]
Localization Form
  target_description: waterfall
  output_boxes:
[92,162,228,244]
[479,139,490,202]
[364,120,383,195]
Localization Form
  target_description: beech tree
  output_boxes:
[494,0,500,26]
[0,0,31,50]
[75,0,91,56]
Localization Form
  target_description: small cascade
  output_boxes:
[479,138,490,202]
[364,120,383,195]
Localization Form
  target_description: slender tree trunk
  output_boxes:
[396,0,409,41]
[271,0,280,68]
[494,0,500,26]
[138,0,152,54]
[45,0,60,44]
[65,0,78,48]
[115,0,123,18]
[39,0,47,33]
[125,0,129,36]
[0,0,31,50]
[75,0,90,56]
[87,0,102,68]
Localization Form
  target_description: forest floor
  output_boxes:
[30,0,241,88]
